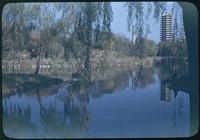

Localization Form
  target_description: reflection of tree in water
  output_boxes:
[156,59,188,98]
[101,71,129,93]
[131,65,156,90]
[39,106,89,137]
[156,59,188,104]
[156,59,188,82]
[3,85,91,138]
[67,70,130,100]
[3,101,37,138]
[177,94,184,116]
[156,59,189,135]
[71,64,156,97]
[36,88,90,138]
[172,92,185,135]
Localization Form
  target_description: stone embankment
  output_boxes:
[2,49,154,75]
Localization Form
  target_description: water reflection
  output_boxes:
[131,65,156,90]
[156,59,189,100]
[2,59,192,138]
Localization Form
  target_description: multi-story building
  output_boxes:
[160,13,173,42]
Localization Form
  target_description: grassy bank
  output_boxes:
[2,74,63,96]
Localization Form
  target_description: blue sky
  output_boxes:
[111,2,174,43]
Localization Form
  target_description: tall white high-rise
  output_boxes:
[160,13,173,42]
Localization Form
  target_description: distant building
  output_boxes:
[160,13,173,42]
[132,26,136,47]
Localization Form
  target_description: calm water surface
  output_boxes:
[2,60,192,138]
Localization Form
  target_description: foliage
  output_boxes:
[108,34,132,56]
[172,3,185,41]
[157,39,187,57]
[2,4,30,59]
[131,38,157,57]
[126,2,167,41]
[61,2,113,76]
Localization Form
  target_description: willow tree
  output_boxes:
[34,4,65,75]
[65,2,97,78]
[2,3,28,73]
[22,3,67,75]
[101,2,113,48]
[64,2,113,80]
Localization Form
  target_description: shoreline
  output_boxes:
[2,73,63,97]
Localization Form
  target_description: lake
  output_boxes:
[2,59,195,138]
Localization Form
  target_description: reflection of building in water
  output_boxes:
[160,83,172,102]
[131,71,136,91]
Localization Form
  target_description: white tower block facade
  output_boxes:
[160,12,173,42]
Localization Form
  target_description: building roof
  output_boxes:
[162,12,172,16]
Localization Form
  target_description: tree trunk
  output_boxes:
[179,2,199,136]
[84,45,91,81]
[35,46,42,75]
[12,48,16,73]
